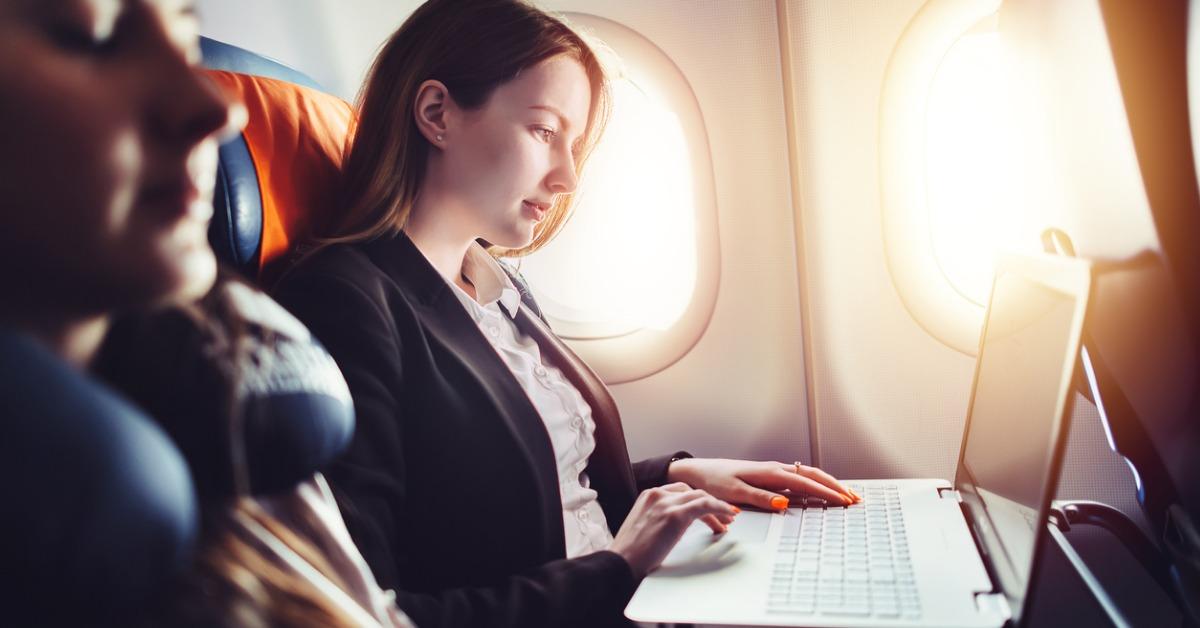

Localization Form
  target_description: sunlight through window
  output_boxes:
[926,31,1040,305]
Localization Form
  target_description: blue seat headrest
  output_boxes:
[0,330,197,623]
[95,279,355,501]
[200,37,328,279]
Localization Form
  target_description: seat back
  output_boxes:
[201,37,354,285]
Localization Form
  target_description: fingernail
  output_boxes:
[732,506,741,514]
[770,495,789,510]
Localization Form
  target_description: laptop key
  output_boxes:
[869,569,895,583]
[821,606,872,617]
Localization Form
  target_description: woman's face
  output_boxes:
[0,0,237,317]
[441,54,592,249]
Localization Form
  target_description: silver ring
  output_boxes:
[793,461,804,475]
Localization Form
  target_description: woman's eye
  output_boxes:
[534,127,558,142]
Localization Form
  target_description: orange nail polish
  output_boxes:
[770,495,789,510]
[732,506,741,514]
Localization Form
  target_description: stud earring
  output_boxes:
[436,134,444,142]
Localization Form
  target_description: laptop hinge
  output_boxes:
[938,488,963,502]
[974,592,1013,621]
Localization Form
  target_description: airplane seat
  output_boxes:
[174,39,358,490]
[200,37,354,287]
[0,330,197,624]
[1054,1,1200,621]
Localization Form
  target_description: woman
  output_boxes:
[0,1,411,625]
[274,0,859,626]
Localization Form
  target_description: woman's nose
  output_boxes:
[547,151,580,194]
[148,55,244,149]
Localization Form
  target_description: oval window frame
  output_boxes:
[879,0,1003,356]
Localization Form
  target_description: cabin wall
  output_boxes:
[780,0,1145,524]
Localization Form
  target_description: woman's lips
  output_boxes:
[139,179,210,222]
[522,200,547,222]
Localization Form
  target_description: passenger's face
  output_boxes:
[444,55,591,249]
[0,0,237,317]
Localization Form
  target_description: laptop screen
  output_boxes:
[955,260,1088,619]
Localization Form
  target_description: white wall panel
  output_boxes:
[197,0,422,99]
[785,0,972,480]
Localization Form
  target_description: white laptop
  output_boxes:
[626,253,1092,627]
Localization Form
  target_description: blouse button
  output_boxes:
[534,365,547,377]
[488,326,500,338]
[571,414,584,429]
[577,509,589,521]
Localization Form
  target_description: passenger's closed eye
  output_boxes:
[42,0,124,56]
[46,22,119,55]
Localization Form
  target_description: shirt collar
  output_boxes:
[460,242,522,318]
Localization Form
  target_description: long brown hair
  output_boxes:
[322,0,611,256]
[151,500,362,628]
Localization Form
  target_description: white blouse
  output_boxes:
[444,243,615,558]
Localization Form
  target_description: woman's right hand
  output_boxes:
[609,482,740,578]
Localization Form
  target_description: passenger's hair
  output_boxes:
[322,0,611,256]
[149,500,359,628]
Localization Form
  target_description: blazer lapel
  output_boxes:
[362,234,565,553]
[513,309,639,529]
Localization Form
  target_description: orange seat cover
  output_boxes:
[205,70,354,286]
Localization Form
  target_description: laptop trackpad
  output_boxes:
[725,509,771,544]
[654,511,771,576]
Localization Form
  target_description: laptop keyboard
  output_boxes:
[767,484,922,620]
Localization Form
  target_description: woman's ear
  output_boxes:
[413,80,452,147]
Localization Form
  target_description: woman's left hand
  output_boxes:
[666,458,860,510]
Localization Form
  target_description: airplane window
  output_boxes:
[884,0,1150,355]
[516,13,720,383]
[880,0,1005,355]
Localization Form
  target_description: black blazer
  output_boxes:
[273,232,684,628]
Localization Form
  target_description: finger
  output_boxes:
[711,511,737,525]
[640,483,694,509]
[772,469,853,505]
[660,488,712,507]
[673,495,740,524]
[775,462,853,499]
[729,482,793,511]
[700,513,727,534]
[797,464,856,500]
